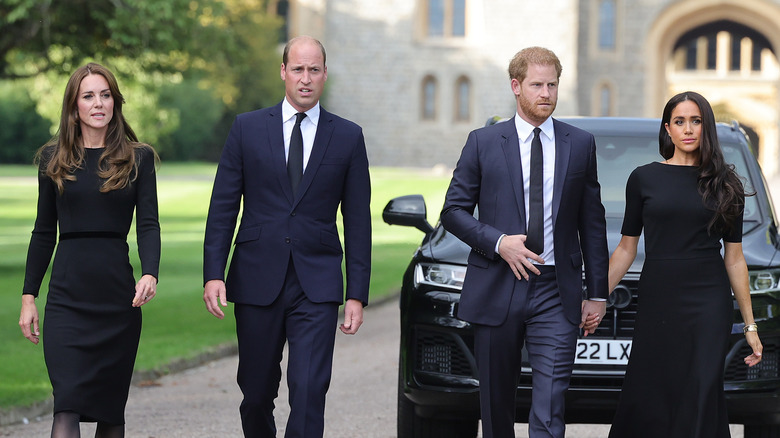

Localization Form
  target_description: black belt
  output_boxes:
[59,231,125,241]
[534,265,556,274]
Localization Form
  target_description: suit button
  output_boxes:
[291,212,296,217]
[285,237,291,243]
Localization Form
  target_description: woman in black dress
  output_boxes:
[603,91,763,437]
[18,63,160,438]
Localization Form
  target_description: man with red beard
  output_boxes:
[440,47,608,438]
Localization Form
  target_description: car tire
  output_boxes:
[745,424,780,438]
[397,369,479,438]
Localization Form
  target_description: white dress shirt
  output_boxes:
[282,98,320,172]
[495,115,557,265]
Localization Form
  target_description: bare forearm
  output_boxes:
[608,236,639,292]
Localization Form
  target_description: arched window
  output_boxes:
[422,76,437,120]
[599,85,612,117]
[455,76,471,121]
[598,0,616,50]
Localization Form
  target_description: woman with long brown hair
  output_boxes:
[606,91,762,437]
[18,62,160,438]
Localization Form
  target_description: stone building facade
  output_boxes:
[280,0,780,176]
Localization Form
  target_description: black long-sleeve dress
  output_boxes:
[23,146,160,425]
[608,162,741,438]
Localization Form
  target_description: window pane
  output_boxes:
[730,35,741,71]
[706,34,717,69]
[428,0,444,37]
[452,0,466,37]
[598,0,615,49]
[752,44,762,71]
[457,79,470,120]
[423,78,436,119]
[600,87,611,117]
[685,39,697,70]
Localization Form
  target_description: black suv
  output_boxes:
[384,117,780,438]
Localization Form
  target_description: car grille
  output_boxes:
[589,275,639,339]
[725,336,779,381]
[414,328,474,377]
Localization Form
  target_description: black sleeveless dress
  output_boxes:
[608,162,741,438]
[23,147,160,425]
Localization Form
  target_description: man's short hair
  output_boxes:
[508,47,562,83]
[283,36,327,66]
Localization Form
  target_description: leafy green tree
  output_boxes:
[157,76,225,160]
[0,82,51,164]
[1,0,285,161]
[0,0,231,79]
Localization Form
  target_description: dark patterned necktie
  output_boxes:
[288,112,306,193]
[526,127,544,254]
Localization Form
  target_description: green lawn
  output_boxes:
[0,163,451,409]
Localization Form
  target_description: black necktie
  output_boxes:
[288,112,306,193]
[526,127,544,254]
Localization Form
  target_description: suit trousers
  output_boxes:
[234,260,339,438]
[473,267,578,438]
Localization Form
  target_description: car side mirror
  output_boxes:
[383,195,434,234]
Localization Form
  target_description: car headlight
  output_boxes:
[414,263,466,290]
[748,269,780,293]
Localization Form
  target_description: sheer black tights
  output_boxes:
[51,411,80,438]
[50,412,125,438]
[94,422,124,438]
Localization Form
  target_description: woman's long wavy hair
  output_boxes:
[36,62,157,193]
[658,91,749,235]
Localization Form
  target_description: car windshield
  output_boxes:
[595,135,760,229]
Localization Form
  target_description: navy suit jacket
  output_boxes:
[203,102,371,306]
[440,118,608,326]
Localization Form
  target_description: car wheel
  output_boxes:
[397,369,478,438]
[745,424,780,438]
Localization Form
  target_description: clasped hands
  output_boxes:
[498,233,605,337]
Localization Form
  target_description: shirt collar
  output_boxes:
[514,114,554,143]
[282,98,320,125]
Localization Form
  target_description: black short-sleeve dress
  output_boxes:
[22,146,160,425]
[608,162,741,438]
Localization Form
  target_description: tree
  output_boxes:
[0,82,51,163]
[0,0,285,161]
[0,0,230,79]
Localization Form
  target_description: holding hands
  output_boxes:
[580,300,606,337]
[744,327,763,367]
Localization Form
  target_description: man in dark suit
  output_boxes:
[202,36,371,438]
[440,47,609,438]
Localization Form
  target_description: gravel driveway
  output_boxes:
[0,291,749,437]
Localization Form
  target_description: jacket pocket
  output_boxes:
[321,229,342,250]
[570,252,583,268]
[234,225,262,244]
[468,251,490,268]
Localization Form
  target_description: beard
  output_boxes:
[518,93,556,125]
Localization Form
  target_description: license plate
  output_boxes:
[575,339,632,365]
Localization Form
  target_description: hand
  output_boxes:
[339,299,364,335]
[497,234,545,281]
[132,274,157,307]
[744,331,763,367]
[19,295,40,344]
[204,279,228,319]
[580,300,606,337]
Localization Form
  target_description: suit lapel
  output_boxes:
[267,103,294,204]
[552,118,571,229]
[293,107,335,208]
[499,121,527,231]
